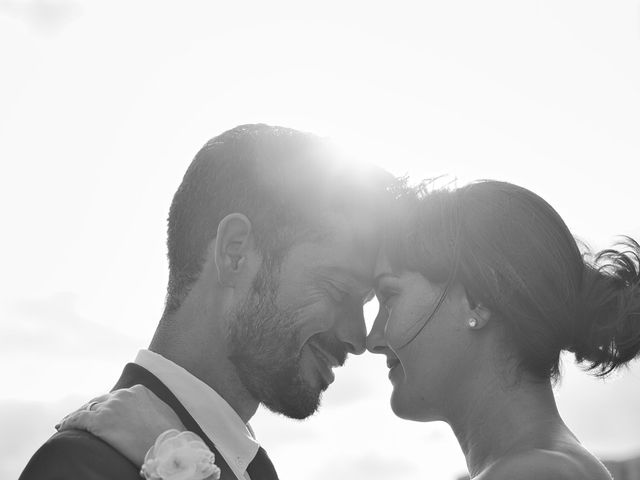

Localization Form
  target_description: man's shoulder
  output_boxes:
[19,429,139,480]
[478,448,612,480]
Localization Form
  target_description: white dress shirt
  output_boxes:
[134,349,260,480]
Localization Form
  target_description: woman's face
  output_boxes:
[367,254,485,421]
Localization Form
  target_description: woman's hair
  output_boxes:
[389,179,640,379]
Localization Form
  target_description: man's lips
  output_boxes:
[309,340,341,367]
[308,340,341,385]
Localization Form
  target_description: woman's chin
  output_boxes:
[390,392,436,422]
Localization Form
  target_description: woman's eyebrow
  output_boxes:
[374,273,397,288]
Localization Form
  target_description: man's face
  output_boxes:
[228,215,378,419]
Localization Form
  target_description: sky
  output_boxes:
[1,1,640,479]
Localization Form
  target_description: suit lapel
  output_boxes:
[112,363,239,480]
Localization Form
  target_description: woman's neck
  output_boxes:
[446,371,569,478]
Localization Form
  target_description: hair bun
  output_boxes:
[570,238,640,376]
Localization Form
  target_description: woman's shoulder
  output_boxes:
[477,447,612,480]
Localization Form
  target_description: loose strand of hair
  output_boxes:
[396,189,464,350]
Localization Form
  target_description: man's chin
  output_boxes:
[262,384,324,420]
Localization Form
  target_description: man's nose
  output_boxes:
[336,305,367,355]
[366,308,388,354]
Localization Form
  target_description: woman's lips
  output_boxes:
[387,357,401,380]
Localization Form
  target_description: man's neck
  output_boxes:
[149,320,260,424]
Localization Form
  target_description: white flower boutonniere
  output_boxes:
[140,429,221,480]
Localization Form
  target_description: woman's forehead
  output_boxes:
[375,246,412,277]
[374,252,393,277]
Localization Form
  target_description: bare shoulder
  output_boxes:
[477,448,612,480]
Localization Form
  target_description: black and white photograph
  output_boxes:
[2,1,640,479]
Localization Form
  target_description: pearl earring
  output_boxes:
[468,318,478,328]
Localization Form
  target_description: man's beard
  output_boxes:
[227,260,347,419]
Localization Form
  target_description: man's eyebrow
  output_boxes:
[312,265,374,290]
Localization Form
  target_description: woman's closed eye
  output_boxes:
[377,288,398,311]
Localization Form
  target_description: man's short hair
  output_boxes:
[164,124,392,314]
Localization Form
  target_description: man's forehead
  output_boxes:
[318,212,382,255]
[287,214,381,289]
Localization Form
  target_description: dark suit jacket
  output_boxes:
[19,363,239,480]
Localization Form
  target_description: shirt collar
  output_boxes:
[134,349,260,475]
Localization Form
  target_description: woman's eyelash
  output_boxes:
[378,288,397,307]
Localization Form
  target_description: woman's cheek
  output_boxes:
[386,299,434,349]
[386,307,416,349]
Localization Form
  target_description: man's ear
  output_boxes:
[214,213,253,287]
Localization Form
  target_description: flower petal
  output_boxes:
[141,429,218,480]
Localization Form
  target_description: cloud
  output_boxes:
[1,292,140,361]
[555,357,640,458]
[1,292,142,399]
[0,0,81,33]
[310,452,422,480]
